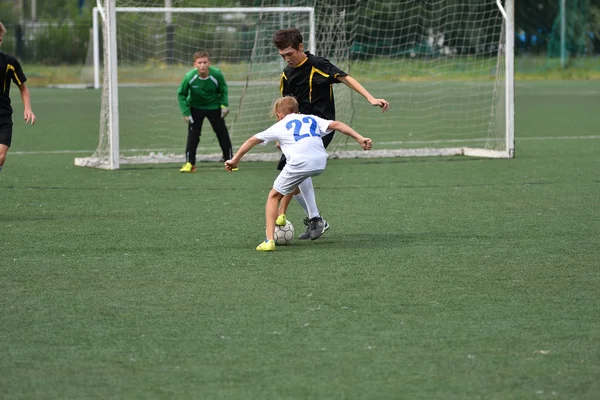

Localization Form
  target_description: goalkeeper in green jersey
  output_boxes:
[177,51,233,172]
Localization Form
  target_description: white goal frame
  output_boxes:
[498,0,515,159]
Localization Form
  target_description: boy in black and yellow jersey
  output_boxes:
[177,51,232,172]
[272,28,389,239]
[0,22,36,173]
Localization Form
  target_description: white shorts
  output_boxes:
[273,166,324,195]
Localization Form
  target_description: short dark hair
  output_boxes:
[272,28,303,50]
[193,51,210,61]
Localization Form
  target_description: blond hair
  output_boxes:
[271,96,299,118]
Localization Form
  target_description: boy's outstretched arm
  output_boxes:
[327,121,372,150]
[224,136,263,171]
[337,75,389,113]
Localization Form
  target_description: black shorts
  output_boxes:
[277,131,336,171]
[0,122,13,147]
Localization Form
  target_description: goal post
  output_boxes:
[498,0,515,159]
[76,0,514,170]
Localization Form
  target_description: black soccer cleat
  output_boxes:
[308,217,326,240]
[298,217,311,240]
[299,217,330,240]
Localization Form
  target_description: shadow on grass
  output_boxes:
[276,232,412,251]
[354,156,489,166]
[119,163,225,171]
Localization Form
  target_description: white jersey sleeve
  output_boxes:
[253,123,283,146]
[312,115,335,137]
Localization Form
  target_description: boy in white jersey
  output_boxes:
[224,96,372,251]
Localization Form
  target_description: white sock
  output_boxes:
[294,193,308,215]
[299,177,320,219]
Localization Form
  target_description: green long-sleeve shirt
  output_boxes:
[177,66,229,116]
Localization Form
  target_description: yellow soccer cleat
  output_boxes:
[275,214,287,226]
[180,162,196,173]
[256,239,276,251]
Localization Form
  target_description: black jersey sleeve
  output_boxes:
[311,56,348,84]
[7,55,27,86]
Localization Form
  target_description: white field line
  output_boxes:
[47,81,277,89]
[377,135,600,146]
[11,135,600,156]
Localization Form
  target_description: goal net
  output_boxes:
[75,0,514,169]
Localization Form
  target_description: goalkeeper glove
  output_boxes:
[221,107,230,119]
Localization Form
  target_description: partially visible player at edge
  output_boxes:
[272,27,389,239]
[177,51,232,173]
[0,22,36,173]
[224,96,372,251]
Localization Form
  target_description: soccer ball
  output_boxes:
[274,220,295,245]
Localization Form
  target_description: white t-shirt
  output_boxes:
[254,113,334,172]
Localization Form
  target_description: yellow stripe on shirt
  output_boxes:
[4,64,20,93]
[279,72,287,95]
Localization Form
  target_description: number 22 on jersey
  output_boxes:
[286,116,320,141]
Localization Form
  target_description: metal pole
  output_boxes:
[279,0,284,69]
[560,0,566,68]
[18,0,24,23]
[14,0,24,58]
[309,8,316,54]
[93,7,100,89]
[106,0,120,169]
[165,0,172,24]
[497,0,515,158]
[165,0,174,64]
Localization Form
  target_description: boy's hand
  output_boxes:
[24,109,36,125]
[221,107,230,118]
[224,159,238,172]
[370,98,389,113]
[360,138,372,150]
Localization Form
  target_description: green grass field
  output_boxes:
[1,80,599,399]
